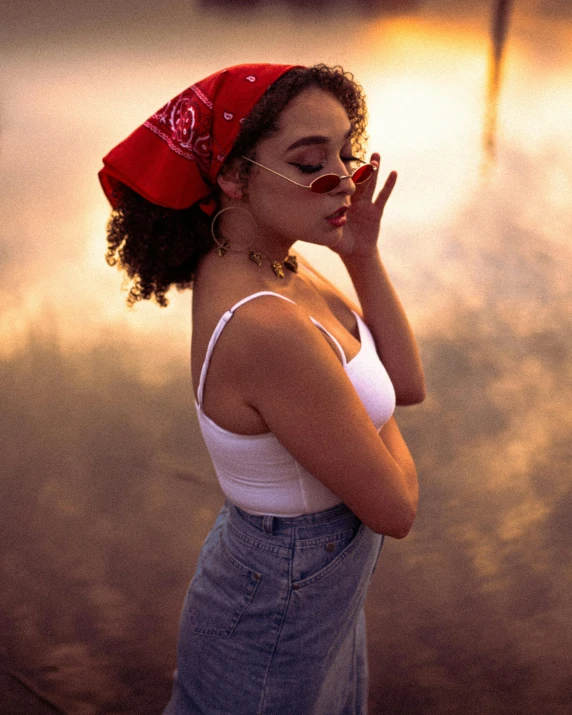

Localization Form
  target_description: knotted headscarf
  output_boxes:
[99,63,299,215]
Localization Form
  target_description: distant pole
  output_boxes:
[484,0,514,165]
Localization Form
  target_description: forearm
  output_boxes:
[379,417,419,510]
[342,251,425,405]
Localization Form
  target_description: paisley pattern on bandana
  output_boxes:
[99,64,300,210]
[145,90,213,174]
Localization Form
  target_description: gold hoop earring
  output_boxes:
[210,206,297,278]
[210,206,253,257]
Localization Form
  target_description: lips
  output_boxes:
[326,205,349,220]
[325,205,349,228]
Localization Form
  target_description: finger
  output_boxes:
[375,170,398,211]
[367,152,381,193]
[352,151,380,201]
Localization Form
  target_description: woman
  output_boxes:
[100,63,425,715]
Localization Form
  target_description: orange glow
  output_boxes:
[1,8,571,356]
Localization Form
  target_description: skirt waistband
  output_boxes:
[226,499,361,540]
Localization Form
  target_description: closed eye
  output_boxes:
[290,156,363,175]
[289,163,323,174]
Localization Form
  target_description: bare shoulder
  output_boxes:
[215,292,354,409]
[226,293,326,370]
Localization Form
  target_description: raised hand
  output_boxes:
[334,152,397,256]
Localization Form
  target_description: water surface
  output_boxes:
[1,1,571,712]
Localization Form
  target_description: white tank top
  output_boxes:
[195,291,396,516]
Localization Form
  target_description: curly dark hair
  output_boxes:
[105,64,369,307]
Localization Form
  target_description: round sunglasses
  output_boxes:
[241,156,376,193]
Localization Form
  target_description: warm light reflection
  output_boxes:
[483,0,514,162]
[357,17,487,230]
[0,7,571,355]
[2,6,572,712]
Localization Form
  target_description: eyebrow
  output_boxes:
[286,128,353,152]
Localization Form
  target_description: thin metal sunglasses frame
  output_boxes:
[241,156,377,193]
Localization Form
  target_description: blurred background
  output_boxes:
[1,0,571,713]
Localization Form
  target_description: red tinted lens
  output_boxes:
[352,163,375,184]
[309,174,341,193]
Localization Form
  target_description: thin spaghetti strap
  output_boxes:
[309,318,347,367]
[196,292,296,406]
[228,291,296,314]
[196,291,348,405]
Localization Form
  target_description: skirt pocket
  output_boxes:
[291,522,365,587]
[185,531,261,638]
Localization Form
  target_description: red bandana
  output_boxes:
[99,63,299,215]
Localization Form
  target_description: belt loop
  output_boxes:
[262,515,274,534]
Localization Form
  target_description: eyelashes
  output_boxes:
[290,156,362,175]
[292,163,323,174]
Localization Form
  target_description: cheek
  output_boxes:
[278,198,326,237]
[257,190,320,225]
[248,179,329,238]
[282,191,325,219]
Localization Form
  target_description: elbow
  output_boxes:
[372,502,417,539]
[388,518,415,539]
[395,382,426,406]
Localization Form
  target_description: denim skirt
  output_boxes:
[163,500,384,715]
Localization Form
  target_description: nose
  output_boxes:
[330,156,357,196]
[332,174,356,197]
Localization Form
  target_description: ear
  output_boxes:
[216,162,244,201]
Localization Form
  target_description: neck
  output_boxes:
[213,203,298,279]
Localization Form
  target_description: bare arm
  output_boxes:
[342,251,425,405]
[335,153,426,405]
[378,416,418,513]
[298,252,424,403]
[232,298,418,538]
